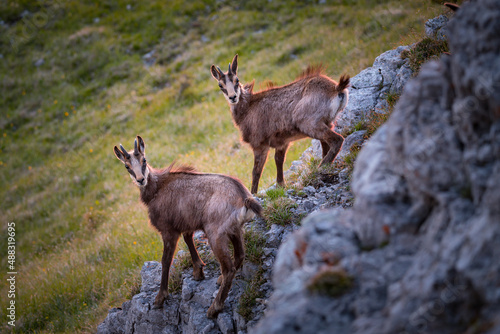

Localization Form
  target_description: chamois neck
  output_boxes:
[139,166,158,205]
[230,86,252,125]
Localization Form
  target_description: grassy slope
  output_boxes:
[0,1,443,332]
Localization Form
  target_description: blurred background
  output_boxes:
[0,0,444,332]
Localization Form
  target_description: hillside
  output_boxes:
[0,1,444,332]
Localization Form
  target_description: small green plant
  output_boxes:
[342,144,362,173]
[265,187,286,200]
[168,267,183,294]
[237,268,266,320]
[244,228,266,265]
[401,37,449,74]
[262,197,298,227]
[298,158,322,188]
[307,267,353,297]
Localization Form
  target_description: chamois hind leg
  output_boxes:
[182,232,205,281]
[207,234,236,318]
[230,231,245,271]
[217,231,244,286]
[301,123,344,166]
[251,146,270,194]
[320,141,330,159]
[275,144,289,188]
[153,232,179,309]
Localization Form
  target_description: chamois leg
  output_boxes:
[230,232,245,271]
[251,146,270,194]
[320,130,344,166]
[275,144,289,188]
[207,234,235,318]
[182,232,205,281]
[153,232,179,309]
[320,141,330,159]
[300,124,344,166]
[217,231,245,286]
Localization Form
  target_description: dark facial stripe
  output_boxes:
[127,168,136,178]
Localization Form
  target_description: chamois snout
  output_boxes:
[229,95,238,103]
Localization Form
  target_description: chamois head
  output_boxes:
[211,54,241,105]
[114,136,149,187]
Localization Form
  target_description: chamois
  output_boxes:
[113,136,262,318]
[211,55,350,193]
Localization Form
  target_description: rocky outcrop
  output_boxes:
[333,45,412,135]
[253,1,500,333]
[97,7,447,334]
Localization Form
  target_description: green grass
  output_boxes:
[244,228,266,265]
[237,267,266,321]
[265,187,287,200]
[307,267,353,297]
[262,197,299,227]
[0,0,443,332]
[401,37,449,74]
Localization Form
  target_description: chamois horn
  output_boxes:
[119,144,130,159]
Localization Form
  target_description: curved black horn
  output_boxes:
[216,66,223,76]
[228,63,232,74]
[134,139,138,154]
[120,144,130,159]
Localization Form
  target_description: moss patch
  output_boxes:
[401,37,449,74]
[307,267,353,297]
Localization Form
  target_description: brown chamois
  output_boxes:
[211,55,350,193]
[113,136,262,318]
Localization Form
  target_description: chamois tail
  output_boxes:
[336,74,350,93]
[245,197,263,217]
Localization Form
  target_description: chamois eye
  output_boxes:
[143,159,147,164]
[125,165,130,169]
[218,83,223,89]
[235,78,239,85]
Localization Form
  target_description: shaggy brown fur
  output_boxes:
[114,136,261,318]
[211,55,350,193]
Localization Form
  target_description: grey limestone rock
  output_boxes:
[252,1,500,333]
[425,15,449,41]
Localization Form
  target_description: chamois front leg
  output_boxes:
[153,232,179,309]
[251,146,270,194]
[182,232,205,281]
[275,144,289,188]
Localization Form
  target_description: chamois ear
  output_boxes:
[211,65,221,80]
[114,145,126,163]
[136,135,146,154]
[231,54,238,74]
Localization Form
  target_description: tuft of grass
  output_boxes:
[295,157,339,189]
[299,158,322,188]
[401,37,449,74]
[244,228,266,265]
[307,267,353,297]
[262,197,298,227]
[237,268,266,321]
[338,144,362,175]
[265,187,286,200]
[168,267,183,295]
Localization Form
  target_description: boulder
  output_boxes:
[252,1,500,333]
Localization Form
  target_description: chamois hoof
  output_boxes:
[207,304,222,318]
[153,292,167,309]
[216,275,223,286]
[152,301,164,309]
[193,270,205,281]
